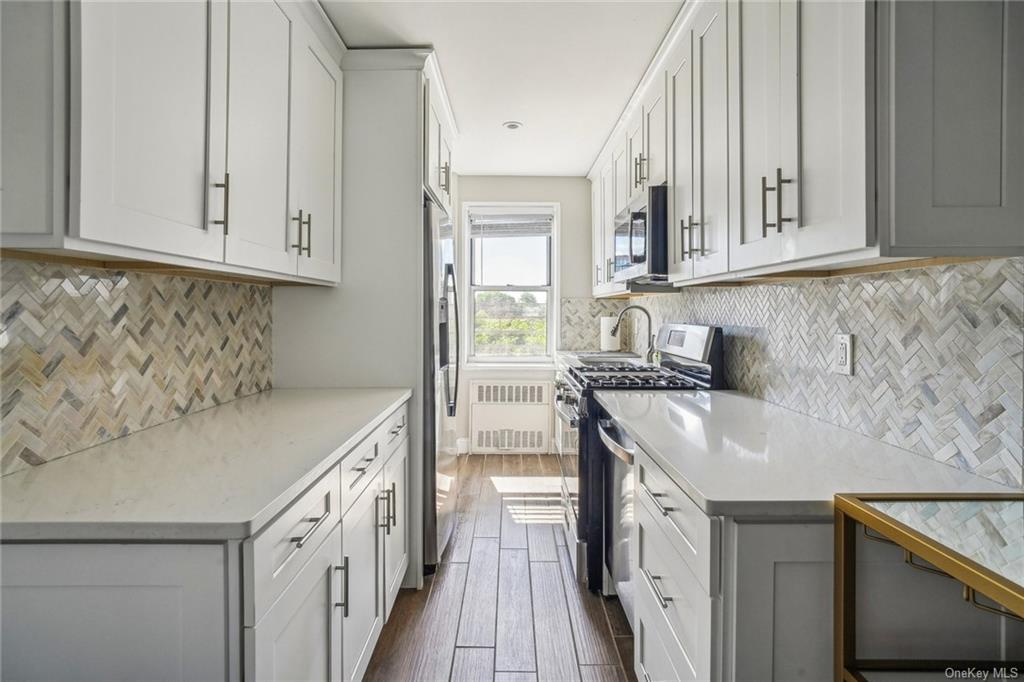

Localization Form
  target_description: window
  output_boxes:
[466,206,557,362]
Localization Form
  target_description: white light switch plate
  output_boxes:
[833,333,854,375]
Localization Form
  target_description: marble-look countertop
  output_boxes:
[0,388,412,541]
[596,390,1010,518]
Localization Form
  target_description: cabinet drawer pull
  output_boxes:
[389,420,406,440]
[290,502,331,548]
[334,557,349,617]
[640,482,676,516]
[641,568,673,609]
[213,172,230,234]
[291,209,304,252]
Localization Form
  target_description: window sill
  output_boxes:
[464,361,556,372]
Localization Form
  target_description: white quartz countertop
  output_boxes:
[595,390,1010,518]
[1,388,412,541]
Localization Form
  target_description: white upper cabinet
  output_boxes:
[292,20,344,282]
[592,178,603,292]
[667,27,694,282]
[224,0,296,275]
[642,77,668,189]
[729,0,784,271]
[1,0,346,284]
[74,1,227,262]
[626,111,645,205]
[691,0,730,279]
[424,91,443,204]
[881,0,1024,255]
[424,79,454,215]
[613,137,630,216]
[780,0,869,263]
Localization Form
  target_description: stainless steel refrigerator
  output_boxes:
[423,195,460,569]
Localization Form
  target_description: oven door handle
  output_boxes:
[598,419,635,465]
[554,401,579,429]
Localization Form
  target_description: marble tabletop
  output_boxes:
[0,388,412,541]
[867,498,1023,588]
[596,390,1012,518]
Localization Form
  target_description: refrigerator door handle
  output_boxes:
[445,263,459,418]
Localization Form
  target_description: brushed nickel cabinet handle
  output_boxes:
[334,557,349,617]
[378,491,391,534]
[761,175,777,237]
[213,173,230,233]
[303,213,312,256]
[638,154,647,183]
[291,209,304,252]
[640,481,677,516]
[290,501,331,548]
[775,167,793,233]
[606,257,613,282]
[389,482,397,528]
[688,215,700,259]
[680,218,689,260]
[641,567,673,608]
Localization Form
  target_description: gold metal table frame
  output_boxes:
[834,493,1024,682]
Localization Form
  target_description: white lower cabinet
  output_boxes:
[0,402,410,682]
[1,544,227,682]
[251,527,343,682]
[383,437,410,616]
[631,446,1023,681]
[341,468,385,682]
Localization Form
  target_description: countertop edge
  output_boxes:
[0,388,414,543]
[594,391,1006,519]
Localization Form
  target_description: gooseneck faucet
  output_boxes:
[611,304,655,364]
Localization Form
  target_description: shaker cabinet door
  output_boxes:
[383,438,410,617]
[341,471,385,682]
[74,1,226,261]
[2,544,226,682]
[728,0,784,270]
[292,21,343,282]
[224,0,297,275]
[667,26,695,282]
[883,0,1024,255]
[250,527,342,682]
[692,0,731,279]
[643,76,668,188]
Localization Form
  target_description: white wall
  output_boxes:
[454,176,591,452]
[457,175,592,298]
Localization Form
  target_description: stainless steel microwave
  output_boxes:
[612,184,668,283]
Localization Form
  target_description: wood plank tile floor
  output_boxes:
[365,453,637,682]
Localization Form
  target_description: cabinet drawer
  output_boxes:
[340,405,408,510]
[380,405,408,457]
[636,500,713,681]
[248,466,340,625]
[635,575,693,682]
[636,447,719,594]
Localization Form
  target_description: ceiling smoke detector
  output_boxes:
[502,120,524,131]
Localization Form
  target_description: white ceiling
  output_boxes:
[320,1,683,176]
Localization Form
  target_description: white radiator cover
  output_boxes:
[469,380,552,454]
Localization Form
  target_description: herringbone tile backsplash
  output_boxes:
[623,258,1023,488]
[0,258,272,476]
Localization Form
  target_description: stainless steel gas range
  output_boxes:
[553,324,725,594]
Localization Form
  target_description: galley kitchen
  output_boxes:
[1,1,1021,681]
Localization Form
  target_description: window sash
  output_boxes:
[469,285,554,360]
[470,234,552,287]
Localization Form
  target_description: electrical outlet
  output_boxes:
[833,333,854,375]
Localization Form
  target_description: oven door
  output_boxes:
[554,397,580,520]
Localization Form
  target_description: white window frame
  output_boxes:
[461,202,560,367]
